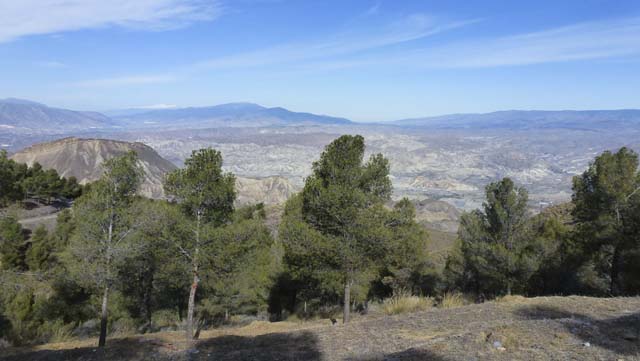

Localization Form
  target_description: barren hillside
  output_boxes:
[10,137,177,199]
[2,296,638,361]
[9,137,299,204]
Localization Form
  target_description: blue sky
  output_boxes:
[0,0,639,121]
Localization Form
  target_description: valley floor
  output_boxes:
[2,296,639,361]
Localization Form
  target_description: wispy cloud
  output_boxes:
[268,16,640,72]
[34,60,67,68]
[0,0,221,43]
[70,74,177,87]
[190,14,478,71]
[69,13,475,88]
[402,16,640,68]
[361,2,382,18]
[68,14,640,90]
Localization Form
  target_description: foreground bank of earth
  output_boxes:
[2,296,638,361]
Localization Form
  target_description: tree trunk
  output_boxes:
[186,212,201,343]
[99,212,114,348]
[343,279,351,324]
[186,273,198,342]
[610,244,622,296]
[98,286,109,347]
[142,268,153,331]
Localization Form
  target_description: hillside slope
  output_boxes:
[10,137,177,199]
[235,176,299,206]
[2,296,638,360]
[10,137,299,204]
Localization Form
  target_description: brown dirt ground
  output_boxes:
[2,296,639,361]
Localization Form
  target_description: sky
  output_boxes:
[0,0,639,121]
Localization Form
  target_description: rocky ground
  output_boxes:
[3,296,639,361]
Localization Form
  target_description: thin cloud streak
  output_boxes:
[286,16,640,71]
[189,14,479,71]
[0,0,221,43]
[68,15,640,89]
[403,16,640,68]
[70,13,476,88]
[34,61,67,69]
[70,74,178,88]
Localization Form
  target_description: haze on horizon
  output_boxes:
[0,0,639,121]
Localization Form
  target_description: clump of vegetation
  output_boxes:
[381,291,433,315]
[0,150,83,206]
[444,147,640,299]
[494,295,528,304]
[439,292,466,309]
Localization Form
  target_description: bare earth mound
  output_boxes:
[9,137,299,205]
[10,137,177,199]
[2,296,639,360]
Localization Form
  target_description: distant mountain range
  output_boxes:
[0,98,116,133]
[111,102,352,128]
[2,98,640,133]
[392,110,640,130]
[0,99,352,133]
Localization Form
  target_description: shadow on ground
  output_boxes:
[0,337,165,361]
[192,331,321,360]
[515,304,640,356]
[347,348,450,361]
[0,331,322,361]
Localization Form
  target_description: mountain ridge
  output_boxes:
[0,98,117,133]
[4,98,640,132]
[391,109,640,130]
[112,102,352,128]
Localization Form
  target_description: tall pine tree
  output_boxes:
[299,135,392,323]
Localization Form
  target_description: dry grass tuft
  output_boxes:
[382,293,434,315]
[494,294,528,304]
[439,292,466,309]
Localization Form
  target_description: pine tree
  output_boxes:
[572,147,640,295]
[66,151,143,347]
[446,178,538,296]
[381,199,432,295]
[163,148,236,342]
[299,135,392,323]
[0,216,28,271]
[26,225,52,271]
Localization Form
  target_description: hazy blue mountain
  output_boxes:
[5,98,640,135]
[392,110,640,130]
[112,102,353,128]
[0,98,116,133]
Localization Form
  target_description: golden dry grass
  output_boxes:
[381,294,434,315]
[439,292,466,309]
[493,295,528,304]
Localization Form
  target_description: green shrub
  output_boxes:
[111,317,137,336]
[39,319,75,343]
[151,309,181,331]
